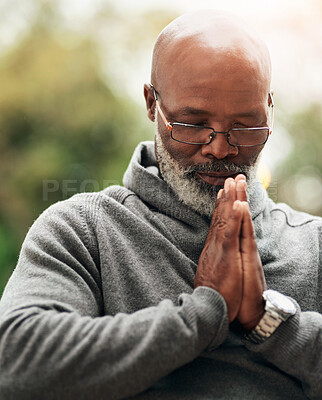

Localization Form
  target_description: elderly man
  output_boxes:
[0,10,321,400]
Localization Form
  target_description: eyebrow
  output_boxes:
[174,106,262,119]
[231,111,262,119]
[178,107,209,116]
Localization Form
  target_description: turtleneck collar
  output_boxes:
[123,141,268,224]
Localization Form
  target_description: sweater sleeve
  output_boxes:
[244,300,322,400]
[0,195,229,400]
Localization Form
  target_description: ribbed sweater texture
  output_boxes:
[0,141,321,399]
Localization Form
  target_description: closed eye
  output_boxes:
[232,122,250,129]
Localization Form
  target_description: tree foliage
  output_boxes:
[0,1,320,295]
[0,24,150,294]
[272,104,322,216]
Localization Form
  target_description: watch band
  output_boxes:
[245,310,282,344]
[244,290,296,344]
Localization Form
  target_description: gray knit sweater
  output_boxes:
[0,141,321,400]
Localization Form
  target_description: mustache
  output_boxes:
[183,161,252,176]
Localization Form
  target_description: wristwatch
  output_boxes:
[244,289,296,344]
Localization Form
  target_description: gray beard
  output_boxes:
[154,124,258,218]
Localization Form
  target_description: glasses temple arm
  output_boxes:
[269,91,274,133]
[150,84,172,131]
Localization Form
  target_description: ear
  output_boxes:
[144,83,156,122]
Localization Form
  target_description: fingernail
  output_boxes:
[225,179,232,194]
[217,189,223,199]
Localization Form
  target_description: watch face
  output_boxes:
[264,290,296,314]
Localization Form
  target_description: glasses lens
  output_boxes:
[229,128,269,146]
[172,124,213,144]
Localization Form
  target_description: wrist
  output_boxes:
[244,290,296,344]
[242,309,265,332]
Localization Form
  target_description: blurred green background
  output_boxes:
[0,0,321,295]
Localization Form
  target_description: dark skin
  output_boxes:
[144,11,271,330]
[195,175,266,330]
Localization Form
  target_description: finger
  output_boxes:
[237,202,267,329]
[235,173,246,182]
[206,191,225,243]
[241,202,266,288]
[196,200,244,322]
[236,179,247,202]
[224,177,237,203]
[210,179,235,227]
[241,202,254,238]
[224,200,243,245]
[215,179,237,235]
[207,179,237,243]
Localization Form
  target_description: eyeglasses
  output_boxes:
[150,84,274,147]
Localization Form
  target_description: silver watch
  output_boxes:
[245,289,296,344]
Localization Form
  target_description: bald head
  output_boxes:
[151,10,271,95]
[145,11,273,217]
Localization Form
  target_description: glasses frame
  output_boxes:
[150,84,274,147]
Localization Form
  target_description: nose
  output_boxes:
[200,132,239,159]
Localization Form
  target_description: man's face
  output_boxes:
[154,123,258,218]
[151,44,270,217]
